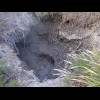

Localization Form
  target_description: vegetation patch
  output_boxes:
[0,59,19,87]
[55,50,100,87]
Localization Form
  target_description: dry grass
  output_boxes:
[35,12,100,30]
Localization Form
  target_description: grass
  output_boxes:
[55,50,100,87]
[0,59,19,87]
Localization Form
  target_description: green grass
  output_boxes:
[0,59,19,87]
[55,50,100,87]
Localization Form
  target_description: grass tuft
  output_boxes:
[0,59,19,87]
[55,50,100,87]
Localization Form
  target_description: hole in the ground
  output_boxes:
[16,26,82,82]
[16,25,59,82]
[15,24,81,82]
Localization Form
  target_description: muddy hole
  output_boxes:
[16,25,61,82]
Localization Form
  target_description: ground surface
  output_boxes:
[0,12,100,87]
